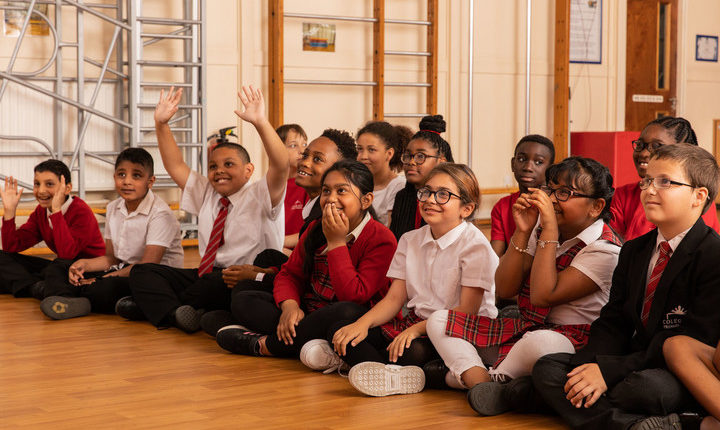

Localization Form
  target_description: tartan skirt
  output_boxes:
[381,309,425,340]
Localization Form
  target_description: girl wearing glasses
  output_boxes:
[425,156,622,416]
[330,163,498,397]
[610,116,719,241]
[356,121,413,226]
[388,115,454,240]
[215,160,398,361]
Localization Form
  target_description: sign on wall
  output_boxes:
[303,23,336,52]
[570,0,602,64]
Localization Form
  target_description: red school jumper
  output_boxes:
[273,218,397,312]
[284,178,309,237]
[1,197,105,259]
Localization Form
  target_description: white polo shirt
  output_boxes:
[527,219,620,325]
[104,190,184,268]
[182,170,285,268]
[386,221,498,320]
[372,175,406,226]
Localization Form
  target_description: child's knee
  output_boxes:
[425,310,449,340]
[663,335,692,359]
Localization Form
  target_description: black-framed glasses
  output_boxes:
[417,187,462,205]
[632,139,664,153]
[540,186,594,202]
[639,177,694,190]
[401,152,440,165]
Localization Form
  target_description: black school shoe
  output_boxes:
[40,296,91,320]
[216,325,263,356]
[423,359,450,389]
[467,376,533,416]
[30,281,46,300]
[629,413,681,430]
[200,310,237,337]
[114,296,146,321]
[172,305,204,334]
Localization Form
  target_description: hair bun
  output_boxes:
[419,115,446,134]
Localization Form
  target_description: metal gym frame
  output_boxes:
[267,0,439,128]
[0,0,207,199]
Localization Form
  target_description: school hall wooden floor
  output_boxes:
[0,246,567,429]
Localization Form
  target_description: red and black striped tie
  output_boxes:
[197,197,230,277]
[641,241,671,325]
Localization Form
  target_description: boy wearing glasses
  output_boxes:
[534,143,720,429]
[610,116,719,241]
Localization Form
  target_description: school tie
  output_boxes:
[197,197,230,277]
[641,241,672,325]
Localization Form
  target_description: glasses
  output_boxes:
[632,139,664,153]
[401,152,440,165]
[540,186,593,202]
[639,177,694,190]
[417,187,462,205]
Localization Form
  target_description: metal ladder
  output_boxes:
[267,0,438,127]
[128,0,208,187]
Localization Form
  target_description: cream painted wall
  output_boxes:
[3,0,720,217]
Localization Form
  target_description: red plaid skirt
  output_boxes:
[444,310,591,367]
[381,309,424,340]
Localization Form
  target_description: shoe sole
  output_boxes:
[174,305,202,333]
[300,339,341,371]
[467,382,511,416]
[348,362,425,397]
[41,296,91,320]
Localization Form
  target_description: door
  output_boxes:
[625,0,678,131]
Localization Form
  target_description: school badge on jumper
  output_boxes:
[663,305,686,329]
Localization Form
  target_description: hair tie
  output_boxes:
[420,129,442,136]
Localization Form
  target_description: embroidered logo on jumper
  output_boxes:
[663,305,686,329]
[291,200,304,210]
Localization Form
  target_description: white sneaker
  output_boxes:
[348,362,425,397]
[300,339,346,374]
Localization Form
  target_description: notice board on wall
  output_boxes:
[570,0,602,64]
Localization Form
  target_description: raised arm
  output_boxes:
[154,87,191,189]
[234,86,289,208]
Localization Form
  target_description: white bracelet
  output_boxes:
[537,239,560,249]
[510,237,530,254]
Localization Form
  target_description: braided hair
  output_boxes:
[646,116,698,145]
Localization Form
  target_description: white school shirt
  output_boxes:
[527,219,620,325]
[302,195,319,220]
[372,175,406,226]
[386,221,498,320]
[182,170,285,268]
[104,190,184,268]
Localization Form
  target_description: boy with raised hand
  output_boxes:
[532,143,720,430]
[0,160,105,297]
[39,148,184,320]
[126,85,289,333]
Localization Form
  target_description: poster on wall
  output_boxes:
[696,35,718,62]
[570,0,602,64]
[303,23,336,52]
[3,3,50,37]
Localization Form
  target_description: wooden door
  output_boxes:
[625,0,678,131]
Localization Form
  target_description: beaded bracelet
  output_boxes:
[509,237,530,254]
[537,239,560,249]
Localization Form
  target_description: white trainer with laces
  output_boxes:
[300,339,347,374]
[348,362,425,397]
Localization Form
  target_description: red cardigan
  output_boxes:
[273,218,397,309]
[610,182,720,241]
[2,197,105,259]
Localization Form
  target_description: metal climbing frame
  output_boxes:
[0,0,206,198]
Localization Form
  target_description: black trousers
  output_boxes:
[129,263,227,326]
[326,318,440,367]
[232,290,367,358]
[0,251,53,297]
[532,353,700,430]
[42,259,131,313]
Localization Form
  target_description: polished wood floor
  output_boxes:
[0,247,567,429]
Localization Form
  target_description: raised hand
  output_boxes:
[51,174,67,214]
[0,176,24,219]
[234,85,266,126]
[525,187,559,233]
[154,87,183,125]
